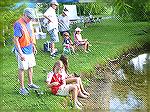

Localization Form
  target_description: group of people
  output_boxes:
[43,0,91,56]
[46,55,90,109]
[13,0,90,109]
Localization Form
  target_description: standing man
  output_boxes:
[13,8,39,95]
[58,9,70,37]
[43,0,59,57]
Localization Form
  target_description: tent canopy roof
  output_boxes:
[29,0,96,3]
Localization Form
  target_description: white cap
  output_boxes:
[75,27,82,32]
[50,0,59,6]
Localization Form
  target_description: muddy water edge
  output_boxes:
[80,45,150,112]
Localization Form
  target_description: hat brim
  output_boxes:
[51,2,59,5]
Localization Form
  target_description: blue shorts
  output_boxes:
[48,28,59,43]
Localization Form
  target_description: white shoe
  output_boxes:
[74,102,82,110]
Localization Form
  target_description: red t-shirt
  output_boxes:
[50,73,63,95]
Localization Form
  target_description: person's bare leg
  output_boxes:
[50,42,55,55]
[86,42,89,51]
[77,77,90,96]
[65,77,89,96]
[71,46,75,53]
[18,69,25,88]
[84,43,88,52]
[69,85,82,109]
[28,67,33,85]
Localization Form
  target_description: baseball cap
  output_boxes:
[63,32,69,36]
[75,27,82,32]
[50,0,59,6]
[24,8,36,19]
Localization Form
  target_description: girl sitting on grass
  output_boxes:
[74,27,91,53]
[46,60,84,109]
[60,55,90,97]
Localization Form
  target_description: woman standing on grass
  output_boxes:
[59,55,90,97]
[46,61,83,109]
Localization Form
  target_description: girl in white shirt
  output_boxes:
[74,27,90,53]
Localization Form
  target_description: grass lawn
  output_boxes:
[1,19,149,111]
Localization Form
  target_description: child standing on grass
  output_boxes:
[46,61,82,109]
[62,32,75,54]
[74,27,91,53]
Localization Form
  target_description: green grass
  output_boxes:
[1,19,149,111]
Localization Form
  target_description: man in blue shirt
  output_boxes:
[13,8,39,95]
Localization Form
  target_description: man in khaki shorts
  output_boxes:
[13,8,39,95]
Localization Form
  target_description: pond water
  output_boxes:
[81,52,150,111]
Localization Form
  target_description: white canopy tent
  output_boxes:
[63,5,80,20]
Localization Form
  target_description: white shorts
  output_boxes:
[56,84,72,96]
[15,52,36,70]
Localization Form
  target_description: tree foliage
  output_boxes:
[0,0,26,47]
[106,0,150,21]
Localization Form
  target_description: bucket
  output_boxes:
[40,32,46,39]
[35,33,40,39]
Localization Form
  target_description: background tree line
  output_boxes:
[0,0,150,47]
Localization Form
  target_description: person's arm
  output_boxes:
[69,38,73,45]
[30,22,37,55]
[44,15,52,23]
[32,44,37,55]
[13,37,25,61]
[43,8,53,23]
[47,82,60,88]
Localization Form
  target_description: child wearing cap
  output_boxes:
[74,27,91,53]
[62,32,75,54]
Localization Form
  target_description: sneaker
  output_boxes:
[28,84,39,89]
[20,88,29,95]
[51,53,56,57]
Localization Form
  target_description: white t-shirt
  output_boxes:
[44,7,58,31]
[58,15,70,32]
[46,71,54,84]
[76,34,83,41]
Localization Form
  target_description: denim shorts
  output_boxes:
[48,28,59,43]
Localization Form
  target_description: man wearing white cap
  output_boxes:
[43,0,59,57]
[13,8,39,95]
[58,8,70,37]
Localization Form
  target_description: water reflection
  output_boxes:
[110,53,150,111]
[110,91,143,110]
[129,53,150,73]
[83,53,149,111]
